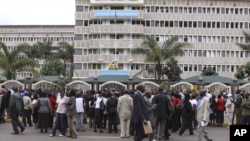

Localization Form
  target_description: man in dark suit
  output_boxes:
[132,85,149,141]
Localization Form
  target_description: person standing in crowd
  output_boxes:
[240,93,250,125]
[106,91,118,133]
[216,94,224,127]
[209,95,216,127]
[66,90,77,139]
[144,90,154,141]
[117,89,133,138]
[22,92,33,127]
[31,93,39,128]
[170,93,182,133]
[233,89,243,125]
[178,93,194,136]
[190,93,198,129]
[94,90,105,133]
[0,90,6,123]
[86,90,96,128]
[50,90,69,137]
[9,87,25,134]
[47,92,56,129]
[225,93,234,127]
[37,91,51,133]
[75,91,85,132]
[152,87,173,141]
[132,85,149,141]
[196,90,212,141]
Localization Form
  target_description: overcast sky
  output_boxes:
[0,0,75,25]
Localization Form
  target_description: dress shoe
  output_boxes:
[11,132,19,135]
[21,127,25,133]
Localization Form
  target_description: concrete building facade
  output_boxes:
[74,0,250,79]
[0,25,74,79]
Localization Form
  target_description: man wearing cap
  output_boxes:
[225,93,234,127]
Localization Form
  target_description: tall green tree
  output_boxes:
[55,41,74,77]
[235,62,250,79]
[162,58,182,82]
[201,66,218,76]
[236,31,250,51]
[40,59,65,76]
[35,38,55,59]
[132,35,191,83]
[0,41,38,80]
[235,65,245,79]
[18,43,40,59]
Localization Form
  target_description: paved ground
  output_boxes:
[0,122,230,141]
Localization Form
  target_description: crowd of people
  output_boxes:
[0,84,249,141]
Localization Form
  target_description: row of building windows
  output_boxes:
[183,50,248,58]
[180,64,240,73]
[74,34,246,44]
[74,63,142,70]
[76,5,250,15]
[73,62,241,73]
[0,36,74,42]
[75,19,250,30]
[74,48,249,59]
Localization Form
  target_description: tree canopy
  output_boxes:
[0,41,38,80]
[132,35,191,83]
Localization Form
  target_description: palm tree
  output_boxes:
[35,38,55,59]
[132,35,191,83]
[55,41,74,77]
[0,41,38,80]
[18,43,40,59]
[236,31,250,51]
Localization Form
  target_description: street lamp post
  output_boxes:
[128,76,134,90]
[25,76,32,91]
[197,76,204,91]
[93,76,99,91]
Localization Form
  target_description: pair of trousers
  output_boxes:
[134,123,145,141]
[153,118,166,141]
[197,123,212,141]
[51,113,67,136]
[10,111,24,133]
[68,115,77,138]
[226,112,233,125]
[22,109,32,126]
[120,118,131,137]
[75,112,85,131]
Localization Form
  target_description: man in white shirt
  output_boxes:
[225,93,234,127]
[22,93,33,127]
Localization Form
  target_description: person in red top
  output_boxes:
[216,94,224,127]
[48,92,56,129]
[170,93,182,133]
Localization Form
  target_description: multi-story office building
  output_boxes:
[74,0,250,79]
[1,0,250,80]
[0,25,74,79]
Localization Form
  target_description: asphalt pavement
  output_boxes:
[0,122,230,141]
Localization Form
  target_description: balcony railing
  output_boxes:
[88,39,143,48]
[89,24,143,34]
[90,0,144,5]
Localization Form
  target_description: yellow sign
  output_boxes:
[108,61,118,70]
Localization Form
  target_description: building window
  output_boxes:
[75,20,83,26]
[74,63,82,70]
[74,48,82,55]
[76,6,83,12]
[75,34,83,40]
